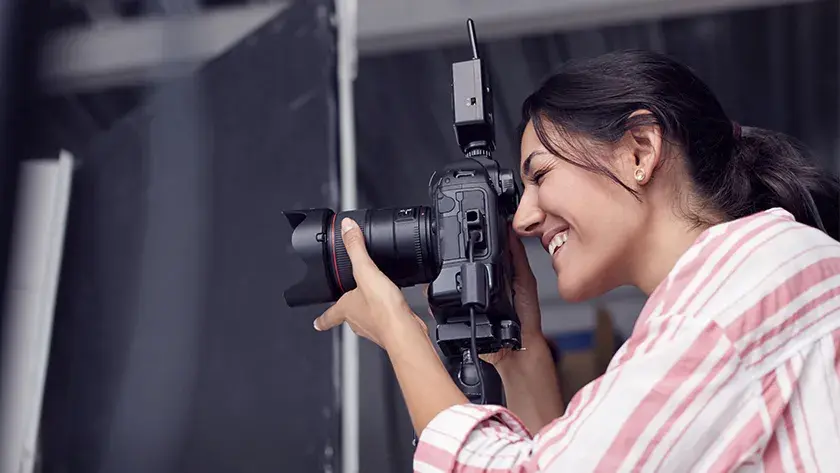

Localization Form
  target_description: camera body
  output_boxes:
[428,29,521,359]
[427,156,521,358]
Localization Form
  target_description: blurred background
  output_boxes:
[0,0,837,472]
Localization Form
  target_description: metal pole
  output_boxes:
[0,152,74,473]
[336,0,359,472]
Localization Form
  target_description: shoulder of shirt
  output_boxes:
[646,207,840,365]
[708,207,835,257]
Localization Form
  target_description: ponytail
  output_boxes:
[711,126,839,232]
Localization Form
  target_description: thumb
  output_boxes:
[340,218,377,279]
[509,227,536,286]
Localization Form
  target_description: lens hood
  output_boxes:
[283,208,340,306]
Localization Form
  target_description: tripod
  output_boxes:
[447,349,505,405]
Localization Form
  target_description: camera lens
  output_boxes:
[283,207,438,306]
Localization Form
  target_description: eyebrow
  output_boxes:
[522,150,547,177]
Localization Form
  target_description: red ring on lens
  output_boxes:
[330,213,344,293]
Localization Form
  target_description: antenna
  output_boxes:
[451,19,496,156]
[467,19,479,59]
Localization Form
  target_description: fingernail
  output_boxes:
[313,319,322,331]
[341,218,357,235]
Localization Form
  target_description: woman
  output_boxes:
[314,50,840,471]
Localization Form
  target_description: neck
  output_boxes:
[631,210,709,295]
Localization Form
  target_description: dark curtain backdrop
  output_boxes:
[354,2,840,471]
[40,1,341,472]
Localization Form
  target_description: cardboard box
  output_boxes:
[548,307,624,406]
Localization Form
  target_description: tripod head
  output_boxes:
[447,349,504,405]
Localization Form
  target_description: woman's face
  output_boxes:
[513,121,648,302]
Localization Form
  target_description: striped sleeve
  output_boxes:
[414,316,748,472]
[413,404,536,472]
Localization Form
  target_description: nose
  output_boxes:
[513,191,544,237]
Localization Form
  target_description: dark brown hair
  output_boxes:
[519,50,838,231]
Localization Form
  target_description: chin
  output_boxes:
[556,274,609,303]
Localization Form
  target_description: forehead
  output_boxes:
[520,121,539,152]
[520,121,541,156]
[519,121,556,174]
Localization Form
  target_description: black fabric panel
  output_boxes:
[41,1,339,472]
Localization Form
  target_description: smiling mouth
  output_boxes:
[548,230,569,256]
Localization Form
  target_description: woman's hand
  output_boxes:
[313,218,427,349]
[484,229,565,431]
[480,228,545,366]
[314,218,469,434]
[507,227,544,338]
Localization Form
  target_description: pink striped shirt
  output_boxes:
[415,207,840,472]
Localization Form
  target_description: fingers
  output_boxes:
[314,290,360,331]
[421,285,434,319]
[313,305,344,331]
[340,218,379,281]
[508,227,537,285]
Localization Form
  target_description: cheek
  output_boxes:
[546,171,643,299]
[556,224,633,302]
[567,178,640,264]
[538,169,623,235]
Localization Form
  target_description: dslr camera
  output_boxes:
[283,20,521,404]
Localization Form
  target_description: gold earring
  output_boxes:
[634,168,646,183]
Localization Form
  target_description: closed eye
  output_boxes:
[524,163,552,186]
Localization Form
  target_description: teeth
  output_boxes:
[548,231,569,255]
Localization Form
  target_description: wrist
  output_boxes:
[495,331,552,375]
[382,310,430,353]
[521,329,548,348]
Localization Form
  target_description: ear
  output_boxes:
[618,110,663,187]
